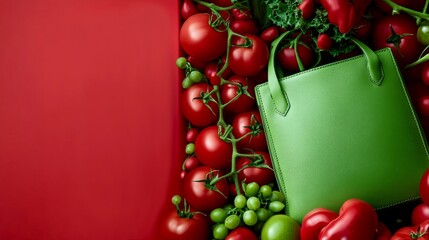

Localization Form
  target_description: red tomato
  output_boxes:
[374,222,392,240]
[180,83,219,127]
[186,128,199,143]
[391,219,429,240]
[183,156,201,171]
[225,227,258,240]
[232,110,268,151]
[412,203,429,226]
[204,60,232,86]
[187,55,209,69]
[317,34,333,51]
[221,75,255,114]
[183,166,229,212]
[236,151,275,186]
[231,9,252,20]
[260,26,279,44]
[277,42,314,72]
[420,169,429,205]
[195,126,232,170]
[418,96,429,117]
[300,208,338,240]
[421,62,429,86]
[230,19,259,35]
[180,0,199,20]
[372,14,423,67]
[229,34,269,76]
[180,13,228,61]
[161,209,210,240]
[319,199,378,240]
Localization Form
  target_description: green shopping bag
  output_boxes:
[255,32,429,222]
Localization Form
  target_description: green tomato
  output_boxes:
[182,77,193,89]
[210,208,227,223]
[256,208,270,222]
[224,215,240,230]
[234,195,247,209]
[245,182,260,197]
[268,201,285,213]
[261,215,300,240]
[189,70,203,83]
[247,196,261,211]
[213,224,229,240]
[176,57,187,69]
[243,210,258,226]
[270,191,285,203]
[185,143,195,154]
[418,21,429,45]
[260,185,272,198]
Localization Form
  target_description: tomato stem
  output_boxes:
[382,0,429,21]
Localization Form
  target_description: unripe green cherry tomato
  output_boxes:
[243,210,258,226]
[260,185,272,198]
[225,215,241,230]
[245,182,260,197]
[256,208,270,222]
[185,143,195,154]
[261,215,300,240]
[234,195,247,209]
[270,191,285,203]
[418,21,429,45]
[211,208,227,223]
[213,224,229,240]
[268,201,285,213]
[247,196,261,211]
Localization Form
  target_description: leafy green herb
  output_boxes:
[252,0,356,57]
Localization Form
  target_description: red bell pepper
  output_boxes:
[319,0,372,33]
[319,199,378,240]
[391,219,429,240]
[298,0,315,19]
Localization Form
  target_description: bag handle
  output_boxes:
[268,33,384,116]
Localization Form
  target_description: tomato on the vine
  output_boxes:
[232,110,267,151]
[229,34,269,77]
[180,0,199,20]
[391,219,429,240]
[260,26,279,44]
[236,151,275,186]
[195,126,232,170]
[418,21,429,45]
[225,227,258,240]
[180,13,228,61]
[183,166,229,212]
[205,59,232,86]
[221,75,255,114]
[372,14,423,67]
[412,203,429,226]
[180,83,219,127]
[230,19,259,35]
[161,209,210,240]
[277,41,314,73]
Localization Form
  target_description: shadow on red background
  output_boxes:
[0,1,181,239]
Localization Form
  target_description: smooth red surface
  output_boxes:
[0,1,181,239]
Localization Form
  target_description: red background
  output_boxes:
[0,0,181,239]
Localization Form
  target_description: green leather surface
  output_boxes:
[255,48,429,222]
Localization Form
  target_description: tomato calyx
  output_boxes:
[410,226,428,239]
[192,86,219,116]
[243,114,263,138]
[171,195,205,219]
[194,170,229,199]
[386,24,413,57]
